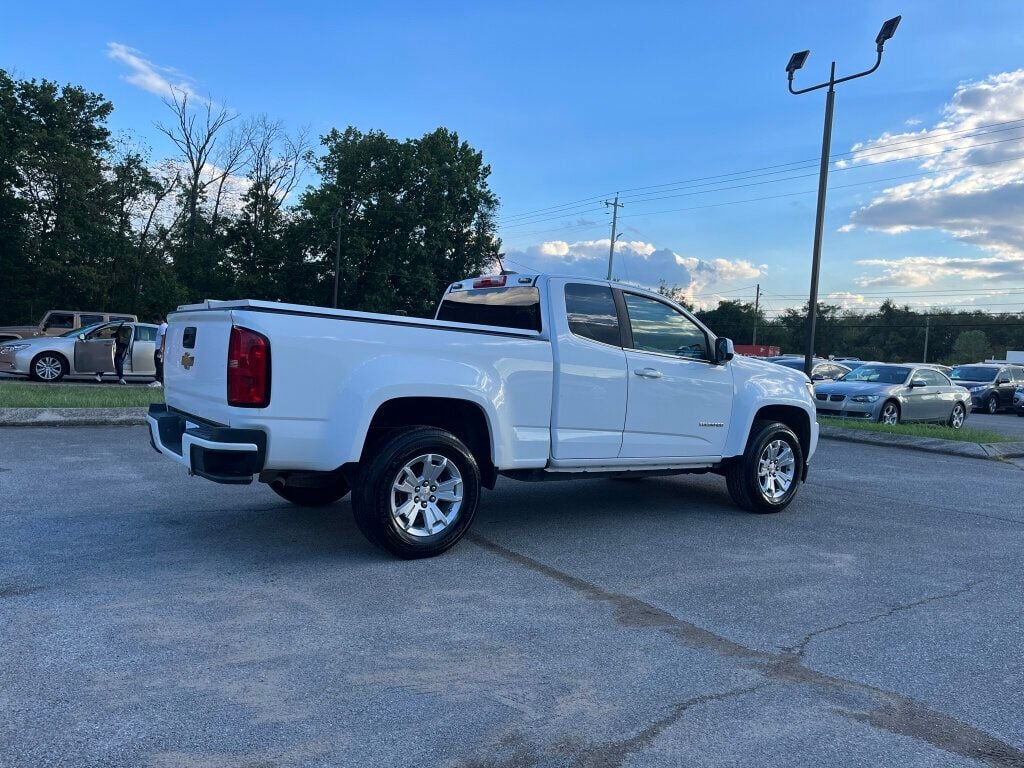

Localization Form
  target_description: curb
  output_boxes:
[0,407,148,426]
[820,425,1024,460]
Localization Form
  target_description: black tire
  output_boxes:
[271,478,350,507]
[878,400,901,426]
[726,420,804,514]
[947,402,966,430]
[986,395,999,415]
[351,427,481,559]
[29,352,67,382]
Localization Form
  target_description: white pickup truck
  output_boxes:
[148,274,818,558]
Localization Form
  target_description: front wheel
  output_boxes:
[879,401,901,426]
[351,427,481,559]
[271,477,350,507]
[30,353,67,382]
[948,402,966,430]
[726,421,804,514]
[986,395,999,415]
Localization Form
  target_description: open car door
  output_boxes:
[74,337,115,373]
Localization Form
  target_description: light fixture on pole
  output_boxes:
[786,15,901,378]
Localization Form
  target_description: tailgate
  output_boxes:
[164,310,235,423]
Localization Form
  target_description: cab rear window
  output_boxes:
[436,287,542,332]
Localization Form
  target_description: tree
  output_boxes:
[295,126,500,316]
[948,330,991,364]
[696,300,763,344]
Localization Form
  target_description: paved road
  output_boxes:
[971,411,1024,439]
[2,428,1022,768]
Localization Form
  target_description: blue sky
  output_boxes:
[6,0,1024,313]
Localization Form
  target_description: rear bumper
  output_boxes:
[147,404,267,484]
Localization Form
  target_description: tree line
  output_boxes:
[1,69,499,325]
[688,297,1024,364]
[2,67,1020,363]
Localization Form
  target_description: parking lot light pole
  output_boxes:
[786,16,901,378]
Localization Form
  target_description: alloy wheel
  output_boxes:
[951,404,965,429]
[757,439,795,502]
[987,396,999,414]
[881,403,900,425]
[34,355,63,381]
[390,453,464,537]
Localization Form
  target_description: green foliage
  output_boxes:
[1,68,501,325]
[695,300,764,344]
[948,330,991,364]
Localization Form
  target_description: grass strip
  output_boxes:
[819,415,1009,444]
[0,381,164,408]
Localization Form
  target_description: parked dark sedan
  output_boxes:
[768,357,851,381]
[950,364,1024,414]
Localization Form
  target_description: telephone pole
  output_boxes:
[604,194,623,280]
[923,314,930,363]
[752,283,761,345]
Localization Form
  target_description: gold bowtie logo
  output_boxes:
[181,352,195,370]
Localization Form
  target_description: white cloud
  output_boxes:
[503,238,762,305]
[844,70,1024,287]
[107,42,200,100]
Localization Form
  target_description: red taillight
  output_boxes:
[473,275,507,289]
[227,326,270,407]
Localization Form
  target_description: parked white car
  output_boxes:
[0,321,159,382]
[147,274,819,558]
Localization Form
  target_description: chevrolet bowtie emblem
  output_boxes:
[181,352,195,370]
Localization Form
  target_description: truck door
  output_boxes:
[618,291,732,459]
[550,281,628,460]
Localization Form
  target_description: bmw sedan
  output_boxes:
[812,364,971,428]
[0,321,159,382]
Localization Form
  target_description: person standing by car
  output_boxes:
[150,315,168,389]
[112,323,131,385]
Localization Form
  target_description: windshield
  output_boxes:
[950,366,998,383]
[839,365,910,384]
[60,322,107,338]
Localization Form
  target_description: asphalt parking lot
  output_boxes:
[2,427,1023,768]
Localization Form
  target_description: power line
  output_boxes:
[496,116,1024,224]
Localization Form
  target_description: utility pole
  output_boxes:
[604,194,623,280]
[923,314,930,363]
[752,283,761,345]
[785,15,901,377]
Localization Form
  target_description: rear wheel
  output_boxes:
[948,402,966,430]
[271,477,350,507]
[726,420,804,514]
[30,353,67,382]
[879,400,901,426]
[351,427,480,559]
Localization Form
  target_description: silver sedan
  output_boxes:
[812,363,972,428]
[0,321,159,382]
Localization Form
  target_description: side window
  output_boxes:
[44,312,74,330]
[564,284,620,346]
[135,326,157,342]
[623,293,709,361]
[1013,367,1024,382]
[999,368,1012,383]
[918,370,946,387]
[79,314,104,326]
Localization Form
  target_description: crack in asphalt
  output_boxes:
[784,580,984,657]
[468,533,1024,768]
[569,682,773,768]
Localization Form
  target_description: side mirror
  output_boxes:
[909,378,926,388]
[714,337,735,365]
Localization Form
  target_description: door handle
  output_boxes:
[633,367,663,379]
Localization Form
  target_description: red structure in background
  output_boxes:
[734,344,781,358]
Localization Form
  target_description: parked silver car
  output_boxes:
[812,363,971,428]
[0,321,159,382]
